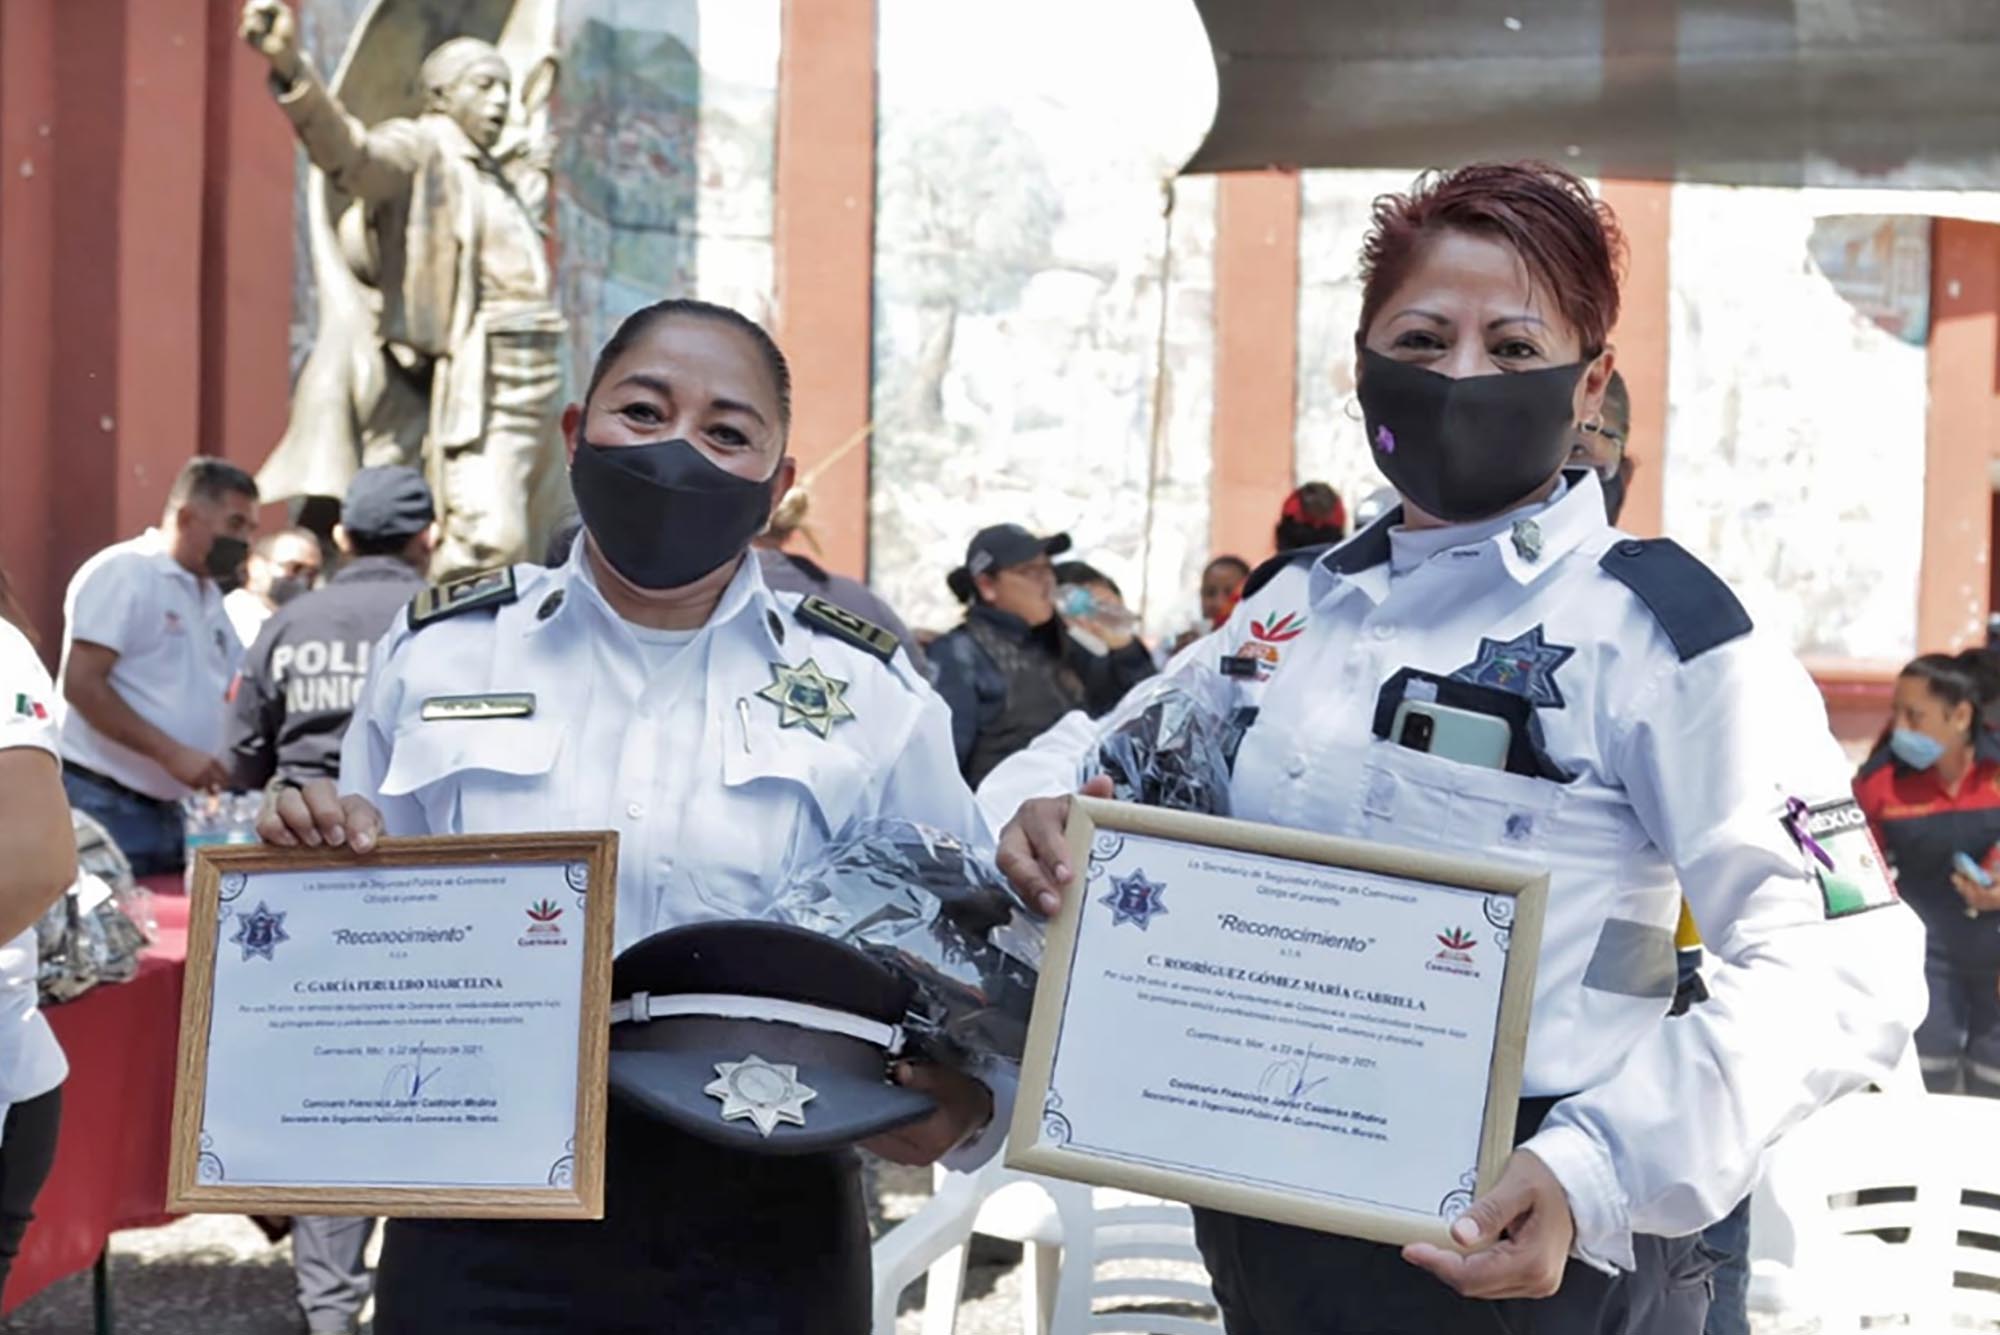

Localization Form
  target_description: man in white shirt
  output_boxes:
[223,527,323,648]
[59,458,259,875]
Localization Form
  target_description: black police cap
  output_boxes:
[340,466,436,542]
[962,524,1071,578]
[607,921,936,1155]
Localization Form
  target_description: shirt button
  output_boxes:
[1371,623,1397,641]
[1286,752,1308,779]
[1616,539,1645,558]
[626,802,644,820]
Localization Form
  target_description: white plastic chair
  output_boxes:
[1748,1089,2000,1332]
[872,1156,1220,1335]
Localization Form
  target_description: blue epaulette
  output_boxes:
[1598,538,1752,661]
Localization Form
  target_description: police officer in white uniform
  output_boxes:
[990,163,1924,1332]
[260,299,1005,1334]
[0,617,74,1292]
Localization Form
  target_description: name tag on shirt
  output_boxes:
[421,693,536,722]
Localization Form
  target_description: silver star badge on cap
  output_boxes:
[704,1055,817,1137]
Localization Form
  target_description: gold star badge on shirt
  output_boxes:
[756,658,856,738]
[705,1055,817,1137]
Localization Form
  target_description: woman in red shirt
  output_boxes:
[1854,650,2000,1095]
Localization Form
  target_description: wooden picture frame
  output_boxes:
[169,833,618,1219]
[1008,798,1547,1249]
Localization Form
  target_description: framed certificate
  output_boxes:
[1008,798,1547,1249]
[169,833,618,1219]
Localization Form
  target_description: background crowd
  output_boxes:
[0,255,1978,1335]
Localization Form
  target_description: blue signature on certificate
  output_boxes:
[382,1049,449,1102]
[1258,1046,1338,1102]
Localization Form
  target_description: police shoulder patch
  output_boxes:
[407,567,519,631]
[1598,538,1752,662]
[794,594,898,663]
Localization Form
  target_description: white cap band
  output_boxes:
[609,991,905,1056]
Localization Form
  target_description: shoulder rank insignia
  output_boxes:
[757,659,856,738]
[408,567,519,631]
[794,595,898,663]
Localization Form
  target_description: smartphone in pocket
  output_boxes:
[1390,700,1511,771]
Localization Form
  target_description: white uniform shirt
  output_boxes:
[0,624,72,1118]
[979,472,1925,1272]
[224,588,274,650]
[59,531,241,800]
[340,546,1010,1164]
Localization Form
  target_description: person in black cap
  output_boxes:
[257,300,1005,1334]
[930,523,1156,787]
[226,465,436,1334]
[228,465,436,792]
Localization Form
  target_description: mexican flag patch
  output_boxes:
[1785,797,1898,918]
[11,693,46,721]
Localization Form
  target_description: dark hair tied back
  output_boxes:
[1903,649,2000,737]
[584,299,793,431]
[946,567,977,606]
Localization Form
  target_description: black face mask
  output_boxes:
[569,437,775,591]
[268,574,315,606]
[205,535,249,582]
[1356,348,1588,523]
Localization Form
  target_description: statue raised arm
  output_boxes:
[240,0,568,580]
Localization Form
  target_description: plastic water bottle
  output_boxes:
[1057,584,1138,634]
[182,790,262,891]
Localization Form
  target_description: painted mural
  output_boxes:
[288,0,779,398]
[869,0,1220,642]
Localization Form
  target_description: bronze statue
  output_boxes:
[241,0,567,579]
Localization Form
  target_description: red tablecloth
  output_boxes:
[2,880,189,1314]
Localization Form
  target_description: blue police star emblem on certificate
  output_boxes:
[1452,624,1576,708]
[229,900,290,962]
[1100,869,1169,929]
[756,658,857,738]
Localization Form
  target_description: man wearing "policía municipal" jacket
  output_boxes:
[228,467,437,791]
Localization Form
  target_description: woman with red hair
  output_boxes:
[989,163,1922,1332]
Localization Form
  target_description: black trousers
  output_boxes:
[0,1087,64,1305]
[1193,1099,1714,1335]
[374,1101,871,1335]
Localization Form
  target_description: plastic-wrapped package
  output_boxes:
[1091,658,1238,817]
[36,810,152,1006]
[769,820,1042,1076]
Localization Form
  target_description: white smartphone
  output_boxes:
[1390,700,1512,771]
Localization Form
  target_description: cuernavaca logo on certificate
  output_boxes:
[1427,926,1481,978]
[519,899,566,947]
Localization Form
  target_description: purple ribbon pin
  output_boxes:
[1374,425,1396,454]
[1782,796,1834,870]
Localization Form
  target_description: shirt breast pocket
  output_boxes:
[377,719,564,835]
[1355,739,1565,857]
[693,738,873,918]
